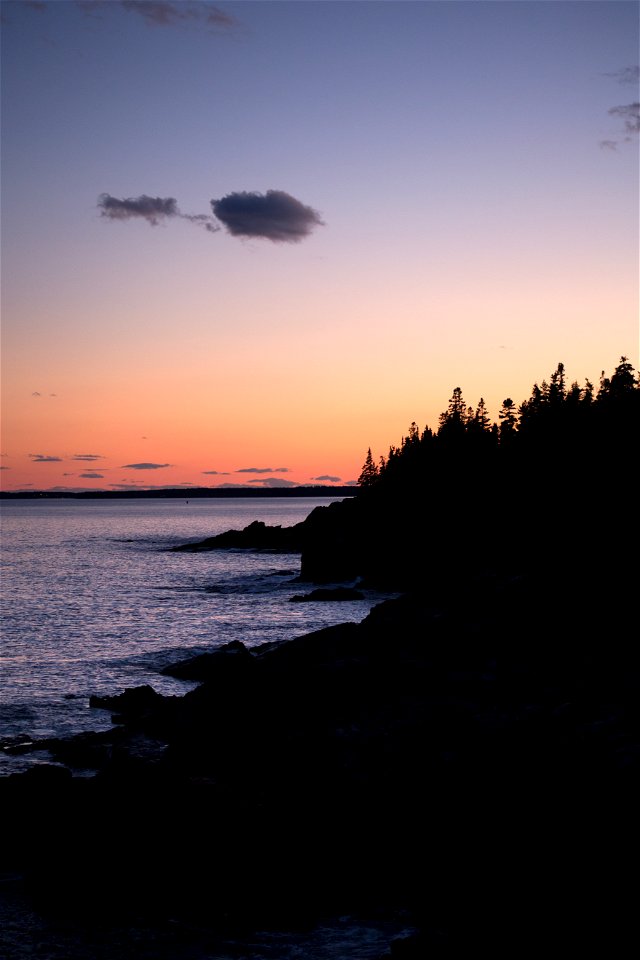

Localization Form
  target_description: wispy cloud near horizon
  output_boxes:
[236,466,291,474]
[29,454,63,462]
[247,477,299,488]
[121,462,171,469]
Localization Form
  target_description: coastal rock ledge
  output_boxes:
[1,565,638,955]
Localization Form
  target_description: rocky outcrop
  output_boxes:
[1,566,637,953]
[170,519,306,552]
[288,586,365,602]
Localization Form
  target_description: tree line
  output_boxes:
[358,357,639,488]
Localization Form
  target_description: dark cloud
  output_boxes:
[121,462,171,469]
[72,454,105,461]
[32,391,42,397]
[0,466,10,471]
[202,470,230,475]
[311,475,342,483]
[79,472,105,479]
[604,66,640,86]
[211,190,324,243]
[599,140,618,151]
[237,467,275,474]
[98,193,179,226]
[345,480,359,487]
[248,478,299,488]
[608,103,640,135]
[274,467,290,473]
[181,213,220,233]
[30,454,63,462]
[120,2,236,29]
[98,194,219,232]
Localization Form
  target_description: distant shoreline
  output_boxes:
[0,485,358,500]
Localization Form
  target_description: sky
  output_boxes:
[1,0,638,492]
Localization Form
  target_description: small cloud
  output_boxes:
[79,472,105,479]
[29,454,63,462]
[181,213,220,233]
[72,454,105,461]
[120,1,237,30]
[237,467,274,474]
[121,462,171,469]
[608,102,640,135]
[211,190,324,243]
[0,466,10,471]
[274,467,290,473]
[248,477,299,488]
[202,470,230,475]
[98,193,179,226]
[99,193,219,233]
[345,480,359,486]
[604,66,640,86]
[599,140,618,151]
[311,475,342,483]
[32,391,42,397]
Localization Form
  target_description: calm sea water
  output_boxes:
[0,497,385,774]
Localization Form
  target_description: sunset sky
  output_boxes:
[1,0,638,492]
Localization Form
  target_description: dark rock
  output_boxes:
[1,733,36,754]
[11,763,72,784]
[289,586,365,602]
[160,640,254,682]
[171,519,305,553]
[89,684,162,715]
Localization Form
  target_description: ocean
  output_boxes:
[0,496,386,775]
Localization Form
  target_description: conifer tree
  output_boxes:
[358,447,379,487]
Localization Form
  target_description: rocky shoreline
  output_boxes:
[2,508,639,955]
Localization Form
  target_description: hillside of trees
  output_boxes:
[300,357,639,587]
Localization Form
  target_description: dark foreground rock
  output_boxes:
[289,586,365,602]
[170,519,306,553]
[1,565,638,955]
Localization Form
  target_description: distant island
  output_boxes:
[0,485,357,500]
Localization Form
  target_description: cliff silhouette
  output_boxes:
[1,357,638,957]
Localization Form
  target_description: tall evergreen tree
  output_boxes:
[358,447,379,487]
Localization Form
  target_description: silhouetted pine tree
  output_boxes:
[358,447,379,487]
